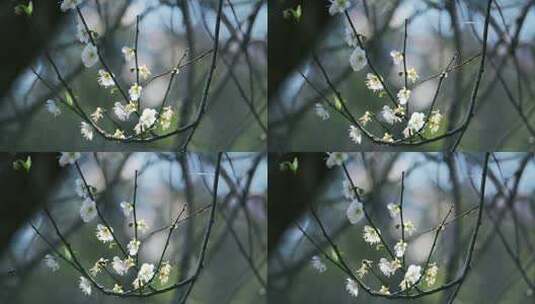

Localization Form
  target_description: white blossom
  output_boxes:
[112,284,124,294]
[129,83,142,101]
[344,25,359,47]
[381,105,401,125]
[348,125,362,144]
[363,225,381,245]
[89,258,108,277]
[80,122,94,141]
[44,254,60,272]
[382,132,394,143]
[75,178,87,198]
[378,258,401,277]
[359,111,372,126]
[159,107,174,130]
[134,108,157,134]
[79,276,92,296]
[113,102,134,121]
[76,20,90,44]
[127,239,141,256]
[159,262,172,284]
[365,73,383,92]
[90,107,104,123]
[138,65,151,79]
[400,264,422,290]
[407,67,419,83]
[356,260,372,278]
[61,0,82,12]
[379,285,391,295]
[112,256,134,276]
[343,180,355,200]
[424,263,439,286]
[122,47,135,62]
[394,240,408,258]
[133,263,155,288]
[96,224,114,243]
[403,112,425,138]
[311,256,327,273]
[59,152,80,166]
[46,99,61,117]
[428,110,442,133]
[81,44,98,68]
[97,69,114,88]
[112,129,126,139]
[397,87,411,105]
[329,0,350,15]
[403,220,416,236]
[120,201,133,217]
[349,47,367,71]
[325,152,348,168]
[346,200,364,224]
[80,198,97,223]
[387,203,400,218]
[390,50,404,65]
[345,278,359,298]
[314,103,330,120]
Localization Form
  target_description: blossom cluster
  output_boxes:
[44,153,173,297]
[47,0,176,143]
[314,0,444,146]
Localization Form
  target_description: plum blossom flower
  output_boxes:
[97,69,114,88]
[344,25,359,47]
[348,125,362,144]
[365,73,383,92]
[81,44,98,68]
[403,112,425,138]
[403,220,416,236]
[424,263,439,286]
[44,254,60,272]
[122,47,135,62]
[346,200,364,224]
[79,276,92,296]
[138,65,151,79]
[387,203,400,218]
[325,152,348,168]
[61,0,82,12]
[159,107,175,130]
[394,240,408,258]
[133,263,155,289]
[379,285,391,295]
[112,129,126,139]
[46,99,61,117]
[382,132,394,143]
[359,111,372,126]
[343,180,355,200]
[400,264,422,290]
[80,198,97,223]
[329,0,350,15]
[407,67,419,83]
[113,102,135,121]
[397,87,411,105]
[90,107,104,123]
[378,258,401,277]
[112,284,124,294]
[314,103,330,120]
[134,108,157,134]
[311,256,327,273]
[428,110,442,133]
[159,262,172,284]
[80,122,94,141]
[76,20,90,44]
[129,83,142,101]
[381,105,401,125]
[349,47,367,71]
[89,258,108,276]
[96,224,114,243]
[356,260,372,278]
[345,278,359,297]
[120,201,133,216]
[363,225,381,245]
[59,152,80,166]
[127,239,141,256]
[390,50,404,65]
[112,256,134,276]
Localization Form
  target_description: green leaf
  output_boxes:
[334,95,343,111]
[279,157,299,174]
[64,91,73,106]
[12,156,32,173]
[282,5,302,22]
[14,1,33,16]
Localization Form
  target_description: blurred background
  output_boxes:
[269,0,535,151]
[0,152,267,303]
[0,0,267,151]
[269,152,535,303]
